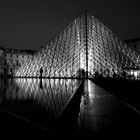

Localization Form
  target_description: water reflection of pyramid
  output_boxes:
[15,10,140,78]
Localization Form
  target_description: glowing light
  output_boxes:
[134,71,138,77]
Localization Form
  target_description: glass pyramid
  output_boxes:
[15,10,140,78]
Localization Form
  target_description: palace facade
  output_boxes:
[0,47,36,77]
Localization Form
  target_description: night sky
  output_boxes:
[0,0,140,50]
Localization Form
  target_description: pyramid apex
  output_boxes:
[83,9,88,13]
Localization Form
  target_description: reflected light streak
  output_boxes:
[88,80,95,101]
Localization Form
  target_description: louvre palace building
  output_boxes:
[0,47,36,77]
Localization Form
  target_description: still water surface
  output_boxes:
[0,78,80,130]
[0,78,140,137]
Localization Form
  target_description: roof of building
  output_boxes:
[1,48,37,54]
[124,37,140,43]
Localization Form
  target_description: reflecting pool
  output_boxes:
[0,78,140,138]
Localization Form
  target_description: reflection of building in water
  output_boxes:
[1,78,79,118]
[0,47,36,77]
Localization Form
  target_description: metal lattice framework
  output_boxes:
[15,10,140,78]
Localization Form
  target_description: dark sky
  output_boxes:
[0,0,140,50]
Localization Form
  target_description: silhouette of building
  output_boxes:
[0,47,36,77]
[124,37,140,55]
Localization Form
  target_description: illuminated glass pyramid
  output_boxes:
[15,10,140,78]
